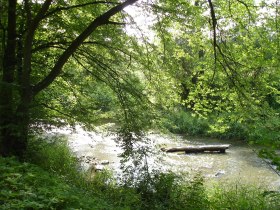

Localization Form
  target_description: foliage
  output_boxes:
[0,157,104,210]
[259,149,280,171]
[161,109,210,136]
[0,0,149,157]
[1,135,279,209]
[1,0,280,208]
[0,0,279,172]
[1,154,279,210]
[150,0,280,160]
[208,182,280,210]
[147,173,209,210]
[25,136,144,209]
[25,135,81,182]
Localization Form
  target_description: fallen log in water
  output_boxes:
[163,144,231,153]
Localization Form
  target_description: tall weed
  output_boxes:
[208,182,280,210]
[25,135,81,182]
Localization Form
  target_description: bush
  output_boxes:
[208,183,280,210]
[0,157,102,210]
[24,135,141,209]
[1,155,279,209]
[211,121,249,140]
[128,171,209,210]
[163,110,210,135]
[25,135,80,182]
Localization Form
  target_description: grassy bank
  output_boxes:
[1,136,280,209]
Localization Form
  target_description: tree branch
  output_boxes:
[236,0,253,19]
[22,0,53,91]
[32,0,53,26]
[72,55,110,85]
[40,103,74,119]
[44,1,118,18]
[32,41,120,52]
[207,0,217,64]
[75,48,145,100]
[33,0,138,95]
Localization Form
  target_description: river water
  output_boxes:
[47,124,280,190]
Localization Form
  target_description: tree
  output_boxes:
[1,0,279,160]
[0,0,139,157]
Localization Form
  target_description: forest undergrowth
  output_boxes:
[1,136,280,210]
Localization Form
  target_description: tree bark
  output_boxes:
[0,0,17,157]
[163,145,231,153]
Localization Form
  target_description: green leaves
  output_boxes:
[0,157,70,209]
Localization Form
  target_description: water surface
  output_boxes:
[47,125,280,190]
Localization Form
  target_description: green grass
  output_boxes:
[25,135,81,183]
[1,156,279,210]
[208,183,280,210]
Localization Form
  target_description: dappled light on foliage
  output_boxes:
[0,0,280,208]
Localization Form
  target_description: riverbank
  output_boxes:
[1,143,280,209]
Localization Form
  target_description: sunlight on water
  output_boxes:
[47,125,280,190]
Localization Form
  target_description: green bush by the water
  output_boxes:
[0,157,108,210]
[208,183,280,210]
[161,109,249,140]
[1,136,280,209]
[25,135,81,182]
[162,110,210,135]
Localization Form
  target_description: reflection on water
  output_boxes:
[47,125,280,190]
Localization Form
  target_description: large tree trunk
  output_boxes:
[13,94,32,157]
[0,0,50,158]
[0,103,30,158]
[0,0,18,157]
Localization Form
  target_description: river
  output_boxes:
[47,124,280,190]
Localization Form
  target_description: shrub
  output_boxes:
[213,121,249,140]
[163,110,210,135]
[25,135,141,209]
[208,182,280,210]
[130,171,209,210]
[0,157,101,210]
[25,135,81,183]
[1,155,279,209]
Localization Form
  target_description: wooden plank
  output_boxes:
[163,144,230,153]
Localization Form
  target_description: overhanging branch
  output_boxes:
[33,0,138,95]
[44,1,118,18]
